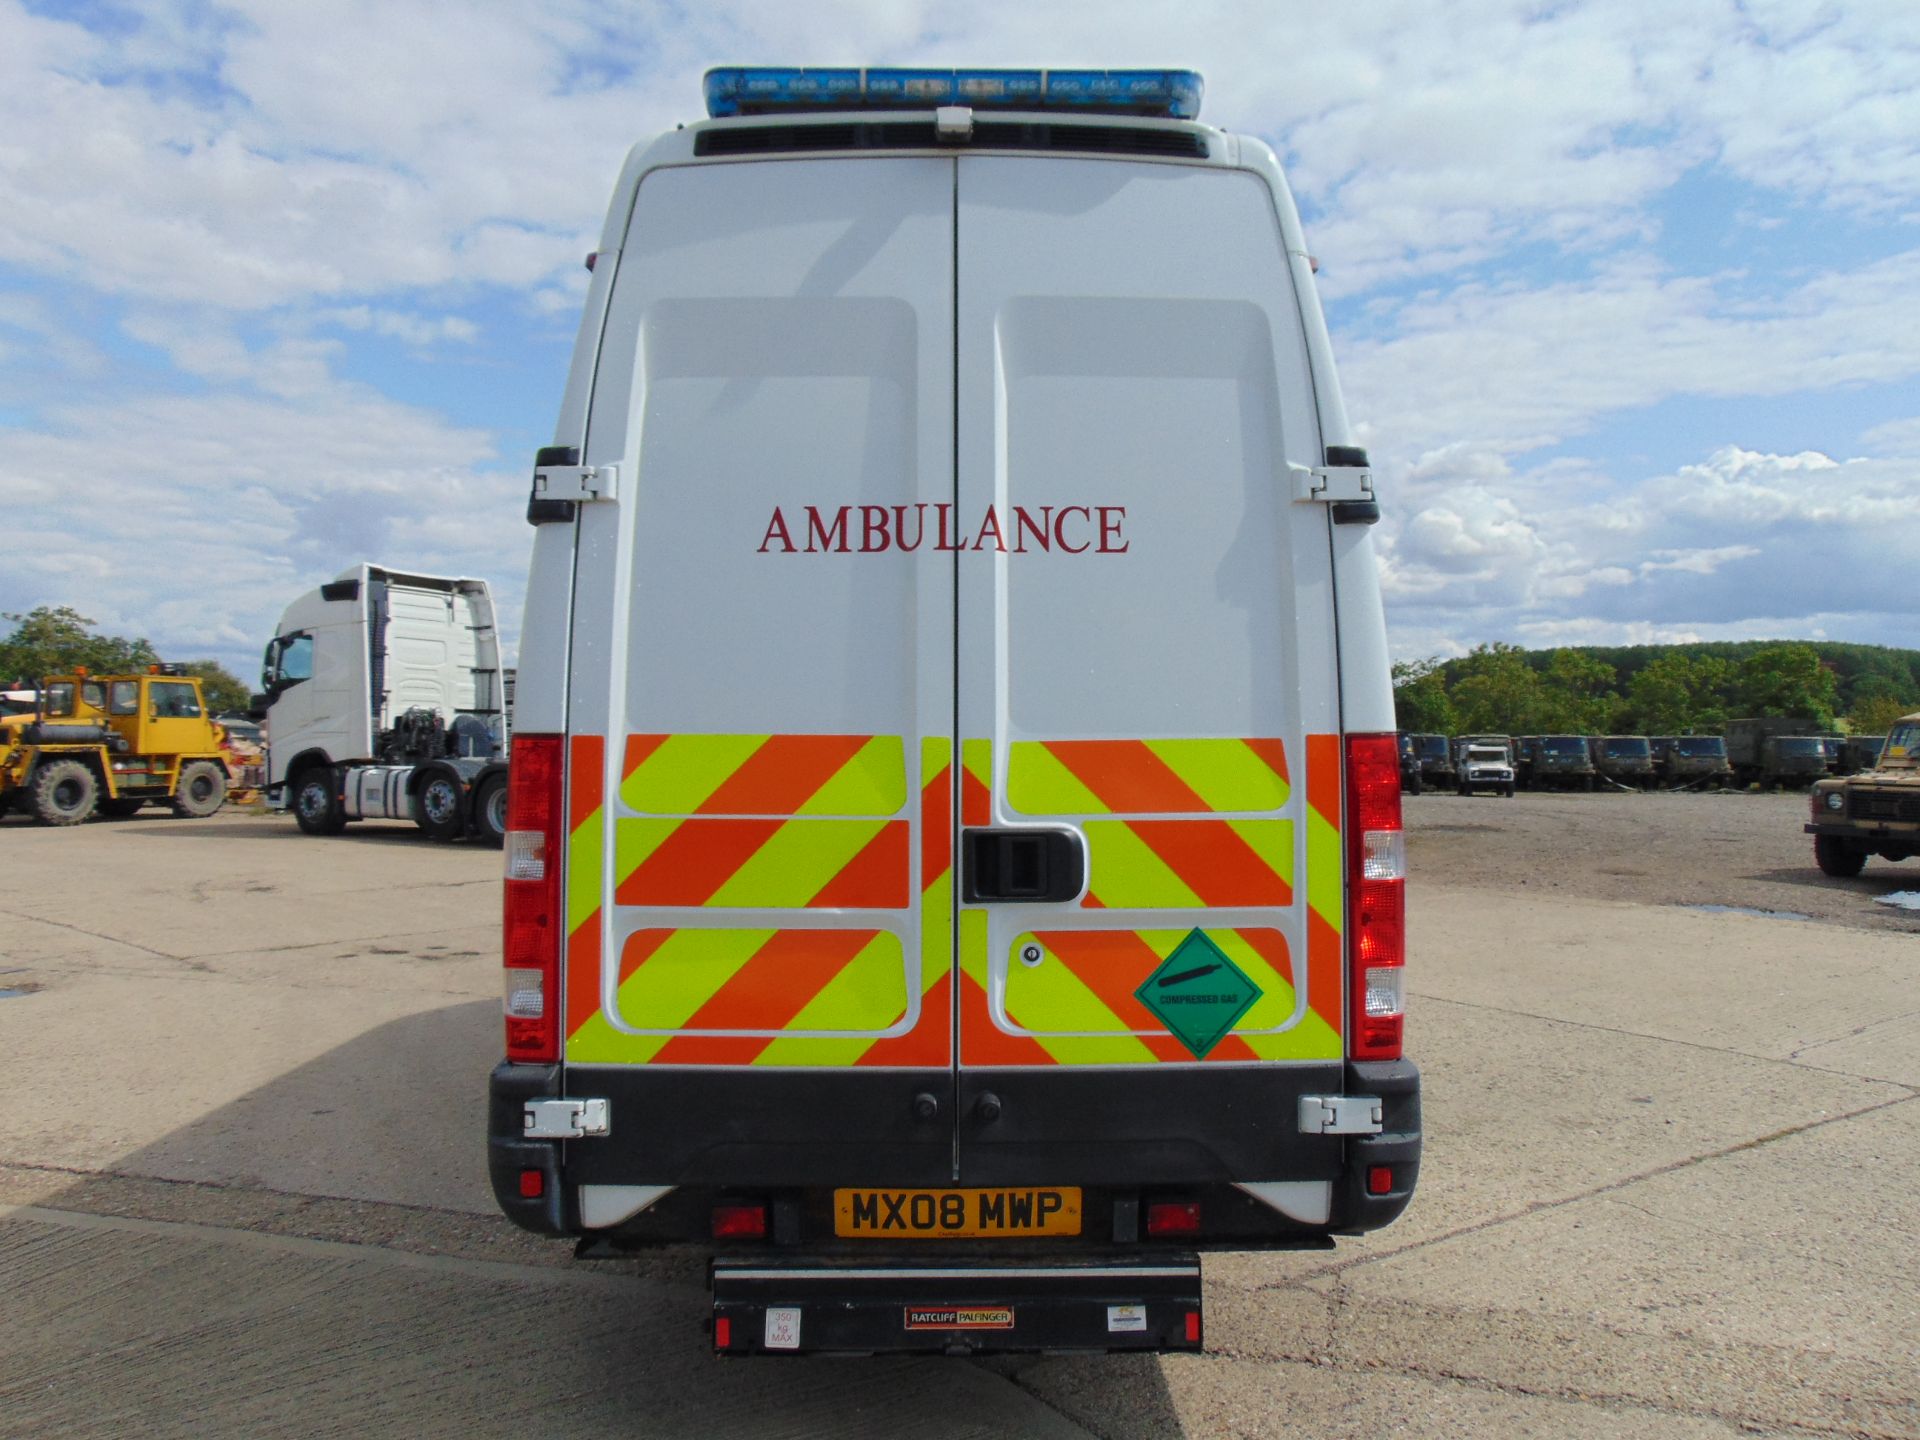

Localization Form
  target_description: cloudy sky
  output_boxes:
[2,0,1916,678]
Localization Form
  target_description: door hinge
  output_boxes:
[1298,1094,1384,1136]
[532,460,619,503]
[524,1097,610,1139]
[1289,462,1374,504]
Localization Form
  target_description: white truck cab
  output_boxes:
[491,67,1419,1356]
[258,562,510,842]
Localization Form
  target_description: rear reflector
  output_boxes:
[518,1167,545,1199]
[1145,1201,1201,1236]
[1367,1166,1393,1196]
[1345,734,1406,1061]
[503,734,565,1063]
[714,1316,732,1349]
[1185,1310,1202,1344]
[712,1203,768,1240]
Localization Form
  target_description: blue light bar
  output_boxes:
[704,68,1203,121]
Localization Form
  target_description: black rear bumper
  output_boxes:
[488,1057,1420,1244]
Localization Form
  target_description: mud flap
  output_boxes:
[711,1255,1203,1355]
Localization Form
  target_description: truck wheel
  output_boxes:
[100,797,145,818]
[1814,835,1867,878]
[414,768,466,841]
[172,761,227,818]
[292,768,347,836]
[472,773,508,847]
[32,759,98,826]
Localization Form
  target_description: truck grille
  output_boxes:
[1849,790,1920,823]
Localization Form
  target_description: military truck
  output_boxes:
[1650,735,1733,789]
[1805,713,1919,876]
[1725,716,1830,791]
[1835,736,1887,776]
[1410,732,1455,789]
[1397,732,1424,794]
[0,668,231,824]
[1588,735,1655,789]
[1518,734,1596,791]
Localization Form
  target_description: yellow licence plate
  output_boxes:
[834,1187,1082,1239]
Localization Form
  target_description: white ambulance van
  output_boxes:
[490,67,1419,1355]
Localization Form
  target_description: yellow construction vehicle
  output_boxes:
[0,666,232,825]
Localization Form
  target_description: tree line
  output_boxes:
[1394,641,1920,738]
[0,606,252,714]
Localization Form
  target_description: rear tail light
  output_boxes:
[503,734,565,1063]
[1345,734,1406,1061]
[712,1202,768,1239]
[1145,1201,1201,1236]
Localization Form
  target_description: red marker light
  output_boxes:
[711,1203,768,1239]
[1145,1201,1201,1236]
[714,1316,732,1349]
[1184,1310,1202,1344]
[517,1167,545,1199]
[1367,1165,1393,1196]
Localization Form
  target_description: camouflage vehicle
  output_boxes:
[1805,713,1919,877]
[1650,735,1733,789]
[1835,736,1887,776]
[1410,732,1454,789]
[1725,717,1829,791]
[1518,734,1596,791]
[1397,732,1424,794]
[1588,735,1655,789]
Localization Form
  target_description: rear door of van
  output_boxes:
[560,142,1345,1206]
[951,155,1344,1192]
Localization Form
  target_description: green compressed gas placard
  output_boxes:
[1133,929,1262,1059]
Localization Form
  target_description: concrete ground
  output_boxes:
[0,800,1914,1438]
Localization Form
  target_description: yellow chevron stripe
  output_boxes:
[704,817,888,908]
[794,735,908,816]
[622,733,766,813]
[1227,817,1296,889]
[750,932,909,1065]
[563,1010,668,1065]
[618,928,765,1028]
[998,947,1158,1063]
[1306,807,1342,934]
[962,737,993,795]
[958,908,988,989]
[1144,738,1290,811]
[568,809,605,934]
[1082,820,1203,908]
[612,817,677,888]
[1237,1012,1343,1060]
[1006,741,1108,815]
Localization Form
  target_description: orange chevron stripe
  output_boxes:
[1123,819,1293,907]
[570,734,604,833]
[649,929,878,1064]
[1307,733,1340,827]
[855,973,951,1067]
[695,734,870,815]
[622,733,666,781]
[564,911,602,1041]
[962,770,990,827]
[1043,740,1211,813]
[616,819,782,906]
[920,763,952,890]
[1307,907,1343,1037]
[809,822,912,907]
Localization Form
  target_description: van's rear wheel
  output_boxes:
[1814,835,1867,878]
[172,761,227,818]
[293,768,347,835]
[32,759,98,825]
